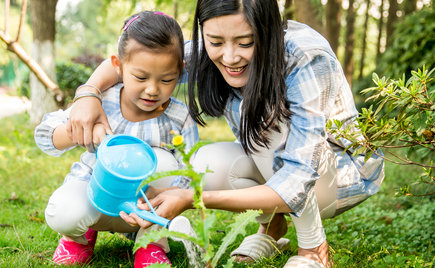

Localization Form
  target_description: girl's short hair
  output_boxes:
[118,11,184,73]
[188,0,290,153]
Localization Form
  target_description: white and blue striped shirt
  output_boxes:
[206,21,384,216]
[34,83,198,188]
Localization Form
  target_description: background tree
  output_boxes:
[28,0,59,124]
[343,0,356,86]
[386,0,398,47]
[376,0,385,62]
[294,0,324,35]
[325,0,342,54]
[403,0,417,15]
[283,0,294,21]
[358,0,370,79]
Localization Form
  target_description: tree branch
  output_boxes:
[0,0,63,104]
[0,31,63,103]
[4,0,9,33]
[16,0,27,43]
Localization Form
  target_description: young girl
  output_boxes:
[34,11,198,267]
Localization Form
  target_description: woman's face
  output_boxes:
[202,13,254,88]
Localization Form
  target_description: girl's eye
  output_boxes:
[134,76,147,81]
[162,79,175,83]
[240,42,254,48]
[209,42,222,47]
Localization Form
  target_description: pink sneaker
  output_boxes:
[52,228,98,265]
[134,244,171,267]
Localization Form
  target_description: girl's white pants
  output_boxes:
[45,147,178,251]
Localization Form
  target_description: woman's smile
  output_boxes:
[224,65,248,76]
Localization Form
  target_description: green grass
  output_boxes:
[0,113,434,267]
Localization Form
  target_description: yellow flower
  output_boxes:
[172,135,184,146]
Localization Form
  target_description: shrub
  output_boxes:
[16,61,93,104]
[354,5,435,99]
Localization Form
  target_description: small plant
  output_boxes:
[327,66,435,196]
[135,132,261,267]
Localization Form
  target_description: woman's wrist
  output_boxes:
[76,84,102,95]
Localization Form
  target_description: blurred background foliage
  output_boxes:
[1,0,434,108]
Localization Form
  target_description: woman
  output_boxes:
[67,1,384,267]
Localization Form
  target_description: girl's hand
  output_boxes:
[91,123,111,152]
[119,188,194,229]
[66,96,112,153]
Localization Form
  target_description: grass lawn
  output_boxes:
[0,113,434,267]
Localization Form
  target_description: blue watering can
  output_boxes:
[87,134,170,228]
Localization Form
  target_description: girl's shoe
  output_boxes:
[52,228,98,265]
[134,244,171,267]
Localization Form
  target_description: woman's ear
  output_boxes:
[110,55,122,75]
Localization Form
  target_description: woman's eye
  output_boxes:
[240,42,254,48]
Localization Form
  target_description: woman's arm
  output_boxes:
[66,59,117,152]
[121,185,291,229]
[203,185,291,213]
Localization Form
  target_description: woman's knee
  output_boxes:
[191,142,264,190]
[45,180,99,235]
[149,147,179,188]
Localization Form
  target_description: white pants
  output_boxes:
[45,148,178,251]
[191,126,337,248]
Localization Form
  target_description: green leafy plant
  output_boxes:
[327,67,434,196]
[134,132,261,267]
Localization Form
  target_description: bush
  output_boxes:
[56,61,93,103]
[16,61,93,104]
[354,5,435,98]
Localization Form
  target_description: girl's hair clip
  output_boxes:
[154,11,171,18]
[123,15,140,31]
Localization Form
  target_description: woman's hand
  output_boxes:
[119,187,194,229]
[66,96,112,152]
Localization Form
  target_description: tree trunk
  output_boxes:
[376,0,385,61]
[386,0,398,47]
[403,0,417,15]
[283,0,294,21]
[325,0,342,54]
[173,0,178,21]
[294,0,324,35]
[344,0,356,86]
[359,0,370,79]
[29,0,59,124]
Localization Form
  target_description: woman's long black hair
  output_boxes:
[188,0,291,153]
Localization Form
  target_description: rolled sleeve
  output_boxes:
[266,51,339,217]
[34,108,73,157]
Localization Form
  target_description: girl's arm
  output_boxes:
[52,124,75,150]
[66,59,118,152]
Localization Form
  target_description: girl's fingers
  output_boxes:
[119,211,139,227]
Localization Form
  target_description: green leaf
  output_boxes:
[211,210,261,267]
[134,228,204,253]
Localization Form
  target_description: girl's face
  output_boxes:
[112,40,181,121]
[202,13,254,88]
